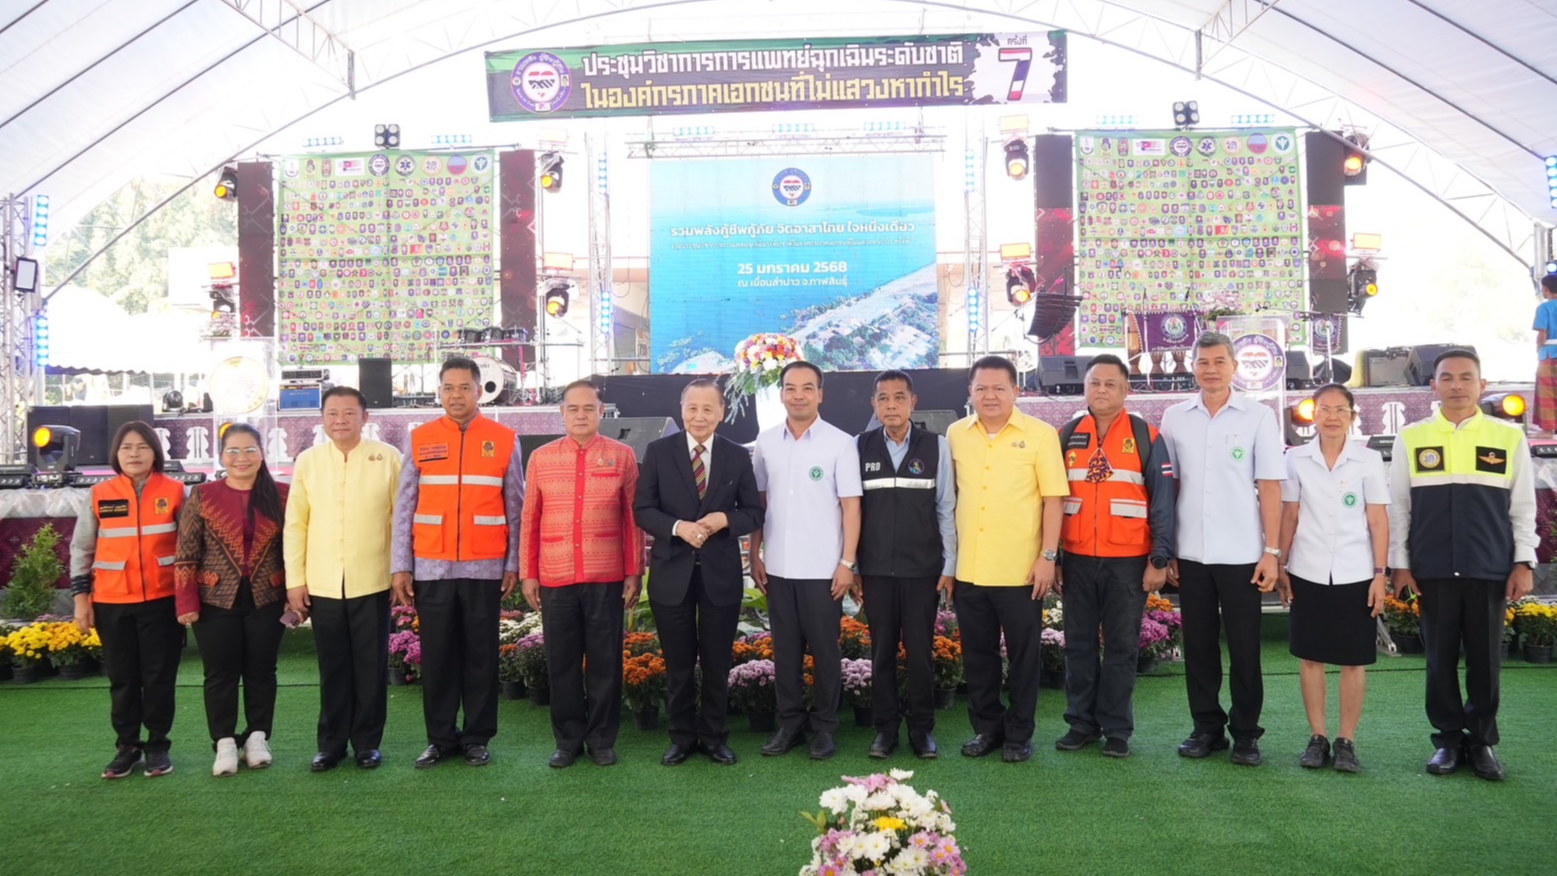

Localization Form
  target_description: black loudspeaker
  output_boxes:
[1406,344,1477,387]
[519,434,564,470]
[1032,134,1074,208]
[1311,279,1347,314]
[1360,348,1412,387]
[598,417,678,462]
[359,358,393,408]
[1285,350,1312,390]
[1306,131,1346,206]
[1037,356,1092,396]
[909,410,961,436]
[1313,356,1353,385]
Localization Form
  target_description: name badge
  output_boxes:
[97,499,130,519]
[417,443,449,462]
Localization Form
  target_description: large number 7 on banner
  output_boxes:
[999,47,1032,101]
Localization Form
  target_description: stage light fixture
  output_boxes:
[209,281,236,315]
[33,313,48,367]
[1172,100,1200,127]
[1347,263,1379,315]
[1006,265,1036,306]
[162,389,184,413]
[1004,138,1029,180]
[539,152,564,192]
[542,279,571,317]
[1343,133,1370,185]
[213,166,237,201]
[31,425,80,473]
[14,256,39,293]
[1292,398,1317,426]
[31,194,48,248]
[1480,392,1527,421]
[1546,156,1556,207]
[374,124,400,148]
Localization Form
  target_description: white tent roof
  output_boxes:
[2,0,1554,251]
[45,285,209,373]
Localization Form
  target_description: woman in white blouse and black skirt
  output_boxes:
[1276,384,1390,773]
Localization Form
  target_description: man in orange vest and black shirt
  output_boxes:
[1054,354,1176,758]
[391,356,524,769]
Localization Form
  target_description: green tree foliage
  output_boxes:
[2,525,65,621]
[44,177,237,314]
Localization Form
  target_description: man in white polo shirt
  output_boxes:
[1160,331,1285,767]
[749,361,863,762]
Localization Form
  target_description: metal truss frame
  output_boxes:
[0,195,40,463]
[586,133,614,376]
[216,0,357,94]
[965,131,989,363]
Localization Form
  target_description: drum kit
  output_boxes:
[448,325,531,406]
[456,326,529,345]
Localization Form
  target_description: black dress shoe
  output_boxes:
[1177,732,1230,759]
[702,742,738,766]
[1467,744,1504,781]
[661,743,694,766]
[1054,728,1102,751]
[463,744,491,766]
[809,732,837,761]
[414,744,455,769]
[548,748,580,769]
[590,746,618,766]
[761,729,805,757]
[310,750,347,772]
[961,733,1004,758]
[355,749,382,770]
[1230,739,1263,766]
[1426,745,1462,776]
[1298,735,1330,769]
[867,732,898,759]
[1001,741,1033,763]
[909,731,939,760]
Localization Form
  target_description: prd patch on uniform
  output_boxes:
[481,440,496,458]
[907,459,925,475]
[1475,446,1507,474]
[417,443,449,462]
[1121,437,1136,455]
[97,499,130,519]
[154,498,170,515]
[1066,431,1092,449]
[1415,446,1445,472]
[809,466,824,481]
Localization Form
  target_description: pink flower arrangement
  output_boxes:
[841,658,873,708]
[801,770,967,876]
[1139,617,1172,658]
[728,658,777,714]
[388,630,421,683]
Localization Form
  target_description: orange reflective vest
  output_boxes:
[409,414,516,562]
[1060,412,1162,559]
[90,473,185,604]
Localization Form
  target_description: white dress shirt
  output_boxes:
[753,417,863,579]
[1281,440,1389,584]
[1159,391,1286,565]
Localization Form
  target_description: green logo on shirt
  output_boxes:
[809,466,824,481]
[1342,492,1358,508]
[1230,446,1245,461]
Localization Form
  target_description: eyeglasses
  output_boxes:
[1316,406,1354,416]
[222,447,262,458]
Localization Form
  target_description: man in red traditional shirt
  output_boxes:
[521,380,644,768]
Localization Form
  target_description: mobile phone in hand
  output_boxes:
[280,608,301,628]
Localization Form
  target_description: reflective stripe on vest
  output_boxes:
[861,477,936,491]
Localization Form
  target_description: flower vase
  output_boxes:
[530,685,551,707]
[57,662,88,681]
[1392,633,1424,654]
[389,671,409,686]
[1136,653,1159,675]
[746,710,776,733]
[12,664,41,685]
[1500,640,1511,662]
[500,680,526,701]
[754,383,784,432]
[933,688,957,710]
[853,704,873,728]
[0,663,12,682]
[1523,643,1553,664]
[632,704,661,732]
[1040,668,1067,690]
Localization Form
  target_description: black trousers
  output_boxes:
[192,582,286,744]
[651,565,740,748]
[1061,555,1149,740]
[862,574,938,735]
[1177,560,1264,741]
[541,582,625,753]
[310,589,391,755]
[95,596,182,751]
[768,575,843,735]
[1418,578,1505,748]
[954,581,1042,744]
[416,578,500,748]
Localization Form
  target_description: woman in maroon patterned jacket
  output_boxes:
[174,423,290,778]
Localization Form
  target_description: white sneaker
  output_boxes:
[213,738,239,777]
[243,731,272,769]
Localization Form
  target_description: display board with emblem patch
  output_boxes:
[276,151,496,365]
[1073,129,1304,347]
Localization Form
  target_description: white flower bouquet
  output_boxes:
[800,769,966,876]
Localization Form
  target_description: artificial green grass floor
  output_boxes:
[2,623,1553,876]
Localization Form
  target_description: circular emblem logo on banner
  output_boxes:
[1246,133,1269,155]
[1222,137,1242,155]
[773,168,812,206]
[447,155,468,175]
[395,156,416,176]
[1162,314,1190,344]
[368,154,390,177]
[472,155,490,173]
[1273,133,1294,153]
[1170,136,1193,157]
[511,51,572,113]
[1197,137,1217,157]
[1232,333,1286,393]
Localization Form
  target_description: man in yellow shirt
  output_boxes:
[947,355,1069,763]
[284,386,403,771]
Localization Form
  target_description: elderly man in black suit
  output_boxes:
[634,378,765,766]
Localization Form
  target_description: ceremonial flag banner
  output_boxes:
[485,33,1067,120]
[1074,129,1305,348]
[275,152,496,365]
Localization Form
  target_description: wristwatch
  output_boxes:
[1517,561,1535,570]
[839,559,858,573]
[1374,567,1387,576]
[1042,549,1059,562]
[1263,547,1282,558]
[1150,556,1169,570]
